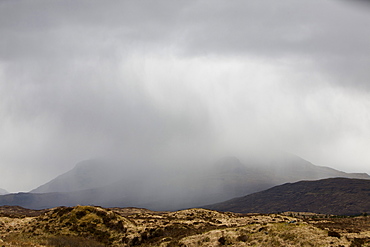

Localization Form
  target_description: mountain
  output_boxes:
[202,155,369,201]
[31,159,125,193]
[32,154,370,200]
[204,177,370,215]
[1,153,369,210]
[0,188,8,195]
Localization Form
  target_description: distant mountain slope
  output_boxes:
[31,159,124,193]
[204,178,370,215]
[205,155,370,201]
[31,154,370,201]
[3,153,369,211]
[0,188,8,195]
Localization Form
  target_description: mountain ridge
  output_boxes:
[204,177,370,215]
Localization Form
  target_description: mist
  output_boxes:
[1,0,370,193]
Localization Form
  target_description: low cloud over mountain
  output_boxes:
[1,152,368,210]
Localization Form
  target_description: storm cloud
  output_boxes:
[1,0,370,192]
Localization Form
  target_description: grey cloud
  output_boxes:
[0,0,191,62]
[0,72,212,191]
[176,0,370,89]
[3,0,370,91]
[1,0,370,191]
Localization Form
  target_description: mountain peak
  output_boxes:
[30,159,123,194]
[214,156,245,172]
[0,188,8,195]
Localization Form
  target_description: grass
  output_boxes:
[47,235,105,247]
[1,206,370,246]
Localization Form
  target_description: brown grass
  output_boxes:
[1,206,370,246]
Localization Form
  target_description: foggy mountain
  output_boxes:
[1,152,368,210]
[31,159,125,193]
[207,154,369,200]
[0,189,8,195]
[204,177,370,215]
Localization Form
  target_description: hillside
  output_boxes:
[31,159,125,193]
[0,205,369,246]
[206,155,370,200]
[205,178,370,215]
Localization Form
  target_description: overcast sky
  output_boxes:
[1,0,370,192]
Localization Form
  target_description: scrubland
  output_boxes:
[0,205,369,246]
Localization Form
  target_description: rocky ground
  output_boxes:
[0,205,369,246]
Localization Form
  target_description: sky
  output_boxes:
[1,0,370,192]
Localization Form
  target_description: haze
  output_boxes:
[1,0,370,192]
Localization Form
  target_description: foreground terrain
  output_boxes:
[0,206,369,246]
